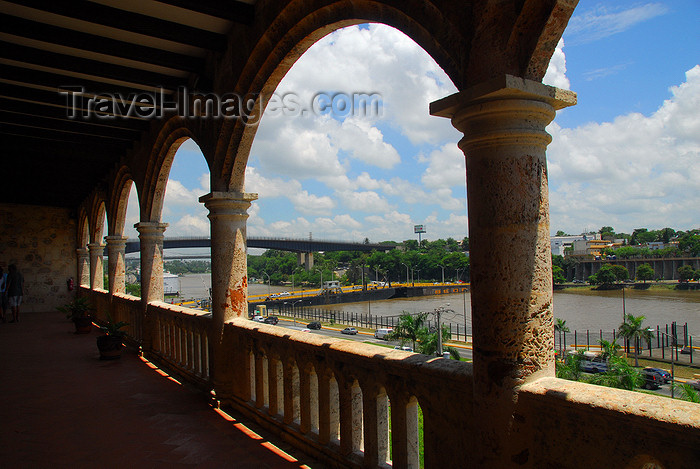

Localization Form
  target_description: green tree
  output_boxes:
[387,312,428,351]
[618,314,654,367]
[556,349,584,381]
[678,265,696,283]
[598,339,621,362]
[587,355,643,391]
[589,265,616,285]
[636,264,654,283]
[555,230,569,237]
[554,318,569,358]
[673,383,700,403]
[611,265,629,282]
[552,265,566,284]
[599,226,615,239]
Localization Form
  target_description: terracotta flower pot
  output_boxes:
[73,317,92,334]
[96,334,123,360]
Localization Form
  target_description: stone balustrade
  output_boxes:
[77,288,700,468]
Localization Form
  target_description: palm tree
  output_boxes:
[598,339,621,362]
[673,383,700,403]
[618,314,654,367]
[388,311,428,351]
[554,318,570,359]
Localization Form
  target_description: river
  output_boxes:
[177,274,700,335]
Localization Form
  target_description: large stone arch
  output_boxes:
[107,165,136,237]
[76,206,89,248]
[139,117,203,223]
[87,191,107,244]
[208,0,571,191]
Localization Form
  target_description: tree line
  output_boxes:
[555,227,700,257]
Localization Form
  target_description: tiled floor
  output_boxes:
[0,312,321,468]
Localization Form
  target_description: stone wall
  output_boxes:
[0,203,77,312]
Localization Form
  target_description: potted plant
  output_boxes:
[96,312,129,360]
[57,296,93,334]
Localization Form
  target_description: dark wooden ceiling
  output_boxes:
[0,0,255,208]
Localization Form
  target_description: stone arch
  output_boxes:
[87,192,107,244]
[219,2,463,191]
[139,116,205,223]
[107,165,137,237]
[76,206,89,248]
[211,0,569,191]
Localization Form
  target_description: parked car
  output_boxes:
[641,369,663,390]
[374,328,393,340]
[643,367,671,383]
[581,362,608,374]
[341,327,357,335]
[264,316,279,325]
[307,321,322,330]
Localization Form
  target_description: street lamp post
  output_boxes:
[315,267,323,295]
[438,264,445,284]
[262,271,271,297]
[401,263,410,285]
[652,328,676,398]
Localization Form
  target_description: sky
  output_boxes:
[123,1,700,243]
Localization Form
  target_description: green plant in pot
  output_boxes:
[96,312,129,360]
[57,296,93,334]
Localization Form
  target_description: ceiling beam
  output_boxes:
[0,13,206,73]
[6,0,228,51]
[154,0,255,24]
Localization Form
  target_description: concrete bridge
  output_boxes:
[115,236,395,269]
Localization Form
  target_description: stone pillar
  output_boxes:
[199,191,257,397]
[431,75,575,467]
[87,242,105,290]
[135,221,167,353]
[76,247,90,287]
[105,235,128,294]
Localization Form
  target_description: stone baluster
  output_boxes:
[389,392,420,469]
[362,385,389,467]
[267,355,282,417]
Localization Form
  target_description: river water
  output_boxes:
[178,274,700,335]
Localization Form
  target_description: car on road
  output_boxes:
[264,316,279,325]
[643,367,671,383]
[581,362,608,373]
[641,369,663,390]
[394,345,413,352]
[680,346,692,355]
[307,321,322,330]
[374,328,393,340]
[341,327,357,335]
[689,379,700,391]
[251,315,265,323]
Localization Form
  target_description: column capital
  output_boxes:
[134,222,168,240]
[87,242,105,251]
[430,74,576,119]
[104,235,129,244]
[76,247,89,256]
[199,192,258,215]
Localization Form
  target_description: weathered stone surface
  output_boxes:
[0,203,76,312]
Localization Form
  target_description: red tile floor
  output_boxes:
[0,312,323,468]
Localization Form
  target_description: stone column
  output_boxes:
[135,221,167,353]
[199,191,257,398]
[431,75,576,467]
[105,235,128,294]
[87,242,105,290]
[76,247,90,287]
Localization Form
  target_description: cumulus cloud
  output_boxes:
[548,65,700,234]
[543,39,570,90]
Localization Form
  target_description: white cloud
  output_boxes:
[548,65,700,234]
[566,3,669,44]
[543,39,570,90]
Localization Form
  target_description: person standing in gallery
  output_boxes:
[6,264,24,323]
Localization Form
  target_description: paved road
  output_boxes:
[269,318,474,360]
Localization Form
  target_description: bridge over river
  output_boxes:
[114,236,395,269]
